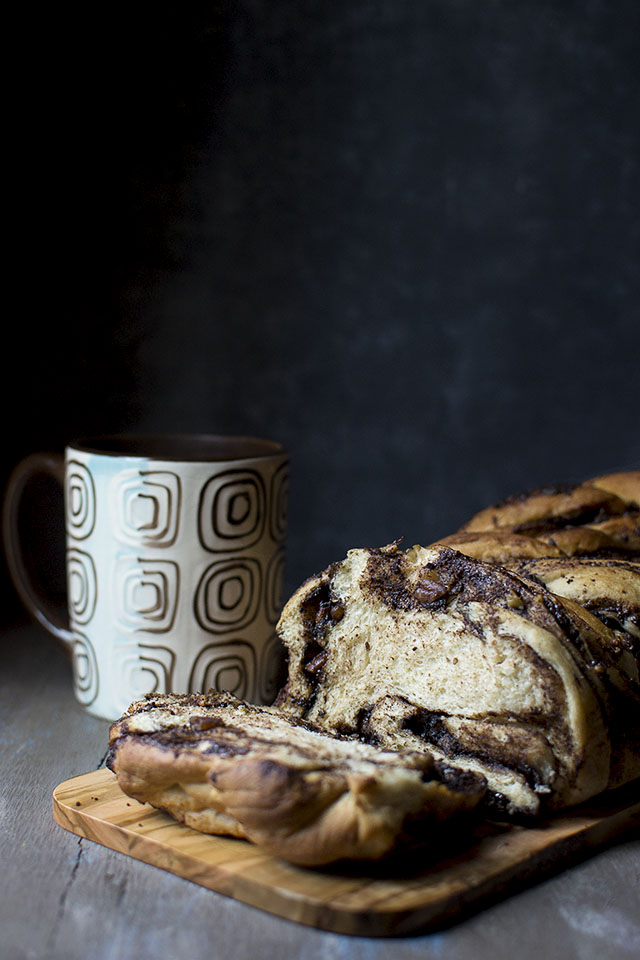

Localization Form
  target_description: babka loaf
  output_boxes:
[107,691,485,866]
[108,469,640,865]
[275,542,640,816]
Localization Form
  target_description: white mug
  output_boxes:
[3,435,288,720]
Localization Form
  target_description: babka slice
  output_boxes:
[107,691,485,866]
[275,542,640,817]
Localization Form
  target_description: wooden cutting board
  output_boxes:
[53,769,640,937]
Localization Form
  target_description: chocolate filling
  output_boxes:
[512,504,627,535]
[402,708,552,798]
[296,575,346,711]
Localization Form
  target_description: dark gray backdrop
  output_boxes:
[4,1,639,626]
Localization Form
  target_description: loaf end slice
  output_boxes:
[108,691,486,866]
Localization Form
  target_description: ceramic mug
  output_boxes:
[3,435,289,720]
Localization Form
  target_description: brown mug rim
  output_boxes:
[68,433,286,462]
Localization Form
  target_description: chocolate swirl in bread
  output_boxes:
[502,556,640,645]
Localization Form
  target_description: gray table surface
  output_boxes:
[1,622,639,960]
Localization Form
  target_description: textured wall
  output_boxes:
[4,1,639,622]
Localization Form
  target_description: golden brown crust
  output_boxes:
[590,471,640,507]
[435,530,565,563]
[536,527,622,556]
[438,525,637,562]
[460,482,627,536]
[587,514,640,551]
[457,472,640,557]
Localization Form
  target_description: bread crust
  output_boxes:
[457,473,640,555]
[459,482,627,536]
[436,530,565,563]
[590,471,640,507]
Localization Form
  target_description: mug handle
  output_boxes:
[2,452,73,655]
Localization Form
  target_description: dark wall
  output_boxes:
[4,1,639,624]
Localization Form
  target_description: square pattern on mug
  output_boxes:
[64,451,288,720]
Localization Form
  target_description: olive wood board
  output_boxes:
[53,769,640,938]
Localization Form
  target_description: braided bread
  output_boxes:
[108,470,640,865]
[455,471,640,555]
